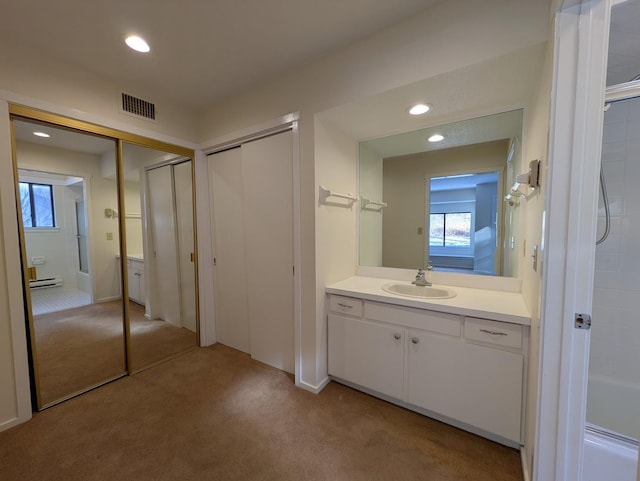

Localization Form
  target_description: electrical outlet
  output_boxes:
[106,232,113,240]
[417,227,423,235]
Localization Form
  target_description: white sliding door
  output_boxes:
[208,131,294,373]
[147,166,181,327]
[242,131,294,373]
[208,147,251,353]
[174,160,197,333]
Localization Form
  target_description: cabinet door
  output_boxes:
[127,261,140,303]
[328,314,404,400]
[138,265,145,306]
[407,328,523,443]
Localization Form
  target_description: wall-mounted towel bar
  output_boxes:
[360,196,387,210]
[319,185,358,204]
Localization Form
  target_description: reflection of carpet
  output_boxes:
[33,300,196,406]
[129,302,197,371]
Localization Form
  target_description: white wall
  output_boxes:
[0,45,198,144]
[519,35,555,481]
[314,119,359,386]
[199,0,551,390]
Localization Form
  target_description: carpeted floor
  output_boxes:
[34,300,196,405]
[0,344,523,481]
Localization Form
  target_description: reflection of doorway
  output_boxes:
[19,170,93,315]
[75,200,88,274]
[145,159,196,332]
[428,172,499,275]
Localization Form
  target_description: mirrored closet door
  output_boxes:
[121,143,198,372]
[11,118,127,408]
[10,107,198,410]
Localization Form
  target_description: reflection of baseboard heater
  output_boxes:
[29,277,63,289]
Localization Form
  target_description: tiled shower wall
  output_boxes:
[588,96,640,439]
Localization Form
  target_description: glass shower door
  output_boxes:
[587,94,640,442]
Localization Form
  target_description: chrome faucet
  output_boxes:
[412,267,432,287]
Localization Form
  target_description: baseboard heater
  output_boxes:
[29,277,63,289]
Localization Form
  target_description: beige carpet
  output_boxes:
[33,300,196,405]
[0,344,522,481]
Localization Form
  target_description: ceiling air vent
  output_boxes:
[121,93,156,120]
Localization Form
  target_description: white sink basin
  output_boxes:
[381,282,456,299]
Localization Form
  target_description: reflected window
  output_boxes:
[20,182,55,228]
[429,212,472,247]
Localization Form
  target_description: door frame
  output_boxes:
[201,113,302,386]
[535,1,610,480]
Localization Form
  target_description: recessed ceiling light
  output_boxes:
[125,35,150,53]
[408,104,430,116]
[33,132,50,138]
[428,134,444,142]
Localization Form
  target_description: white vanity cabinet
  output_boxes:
[328,314,404,399]
[327,294,527,447]
[127,258,145,305]
[407,325,523,443]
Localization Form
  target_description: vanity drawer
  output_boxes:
[365,301,461,337]
[464,317,522,349]
[329,295,363,317]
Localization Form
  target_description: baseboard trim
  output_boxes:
[520,446,531,481]
[96,296,121,303]
[0,414,31,433]
[296,376,330,394]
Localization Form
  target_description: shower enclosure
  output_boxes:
[588,93,640,441]
[582,91,640,480]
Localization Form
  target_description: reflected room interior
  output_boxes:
[12,119,126,408]
[121,143,198,373]
[11,118,198,409]
[359,109,523,278]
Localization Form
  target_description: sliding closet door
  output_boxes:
[174,160,197,333]
[208,132,294,373]
[208,147,251,353]
[242,131,294,373]
[146,166,181,327]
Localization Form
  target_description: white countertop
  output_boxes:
[326,276,531,325]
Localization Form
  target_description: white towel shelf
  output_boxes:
[319,185,358,204]
[360,196,387,210]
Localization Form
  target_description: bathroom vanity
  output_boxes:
[326,276,530,447]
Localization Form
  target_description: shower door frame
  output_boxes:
[535,1,629,480]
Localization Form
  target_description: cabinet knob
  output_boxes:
[411,337,419,344]
[393,333,401,340]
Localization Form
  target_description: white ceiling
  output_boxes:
[361,110,522,159]
[0,0,440,112]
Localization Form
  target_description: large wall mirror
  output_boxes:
[10,107,198,409]
[317,43,545,282]
[359,109,523,277]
